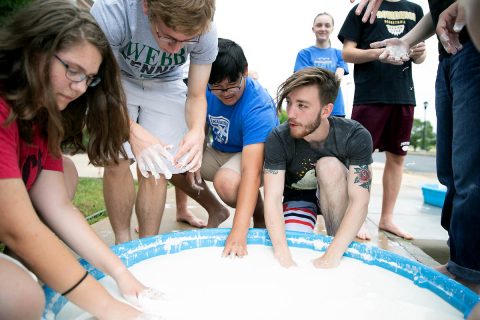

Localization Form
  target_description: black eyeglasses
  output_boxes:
[208,77,244,94]
[54,54,101,87]
[154,23,200,46]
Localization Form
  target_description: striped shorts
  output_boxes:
[283,200,319,233]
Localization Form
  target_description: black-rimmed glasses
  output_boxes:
[208,77,244,94]
[154,24,200,46]
[54,54,101,87]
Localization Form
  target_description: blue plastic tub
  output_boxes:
[42,228,479,319]
[422,183,447,208]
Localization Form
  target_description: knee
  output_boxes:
[0,260,45,320]
[213,170,240,204]
[315,157,346,185]
[103,159,131,178]
[386,152,405,167]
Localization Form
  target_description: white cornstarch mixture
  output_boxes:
[57,246,463,320]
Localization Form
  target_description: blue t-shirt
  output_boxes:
[206,77,279,153]
[294,46,349,116]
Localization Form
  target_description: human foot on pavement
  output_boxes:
[176,209,207,228]
[435,264,480,294]
[356,223,372,240]
[206,207,230,228]
[379,220,413,240]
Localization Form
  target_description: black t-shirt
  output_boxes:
[338,0,423,105]
[264,117,373,203]
[428,0,471,60]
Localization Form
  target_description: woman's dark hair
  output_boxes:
[209,38,248,84]
[0,0,129,166]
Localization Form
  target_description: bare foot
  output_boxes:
[379,220,413,240]
[176,209,207,228]
[434,264,480,294]
[356,223,372,240]
[435,264,456,278]
[207,207,230,228]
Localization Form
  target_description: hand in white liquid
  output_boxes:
[137,144,174,180]
[370,38,410,65]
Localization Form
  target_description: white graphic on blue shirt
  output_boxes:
[209,115,230,144]
[313,56,334,69]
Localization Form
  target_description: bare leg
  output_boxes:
[171,174,230,228]
[174,187,207,228]
[316,158,349,236]
[379,152,413,239]
[62,156,79,201]
[0,257,45,320]
[103,160,135,244]
[135,171,168,238]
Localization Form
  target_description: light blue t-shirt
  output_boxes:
[206,77,279,153]
[91,0,218,81]
[294,46,349,116]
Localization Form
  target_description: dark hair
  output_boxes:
[209,38,248,84]
[0,0,129,166]
[276,67,339,114]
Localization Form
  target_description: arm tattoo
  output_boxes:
[353,165,371,191]
[264,168,279,175]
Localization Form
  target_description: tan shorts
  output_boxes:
[200,145,241,181]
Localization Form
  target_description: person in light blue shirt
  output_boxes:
[294,12,349,117]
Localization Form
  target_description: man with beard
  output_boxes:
[263,67,373,269]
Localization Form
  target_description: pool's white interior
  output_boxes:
[56,245,462,320]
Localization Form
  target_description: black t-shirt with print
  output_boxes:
[338,0,423,106]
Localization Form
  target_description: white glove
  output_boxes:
[137,144,175,180]
[126,288,168,319]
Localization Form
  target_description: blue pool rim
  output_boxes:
[43,228,479,319]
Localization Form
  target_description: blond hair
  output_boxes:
[146,0,215,36]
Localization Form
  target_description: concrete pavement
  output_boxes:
[69,152,449,268]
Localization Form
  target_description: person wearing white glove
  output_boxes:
[91,0,218,243]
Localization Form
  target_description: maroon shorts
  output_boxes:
[351,104,414,156]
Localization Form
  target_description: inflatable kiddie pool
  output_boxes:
[43,228,479,319]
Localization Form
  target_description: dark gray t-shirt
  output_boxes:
[264,117,373,203]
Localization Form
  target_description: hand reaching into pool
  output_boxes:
[273,248,297,268]
[222,231,248,257]
[113,266,166,311]
[312,253,341,269]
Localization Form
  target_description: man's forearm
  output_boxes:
[343,47,383,64]
[185,96,207,132]
[401,12,435,47]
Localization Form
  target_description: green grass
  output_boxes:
[73,177,106,221]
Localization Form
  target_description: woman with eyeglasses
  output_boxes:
[0,1,162,319]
